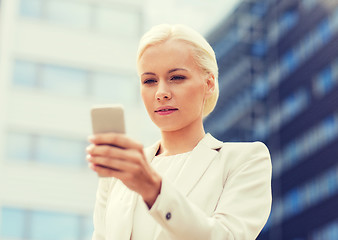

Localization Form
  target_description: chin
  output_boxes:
[154,122,182,132]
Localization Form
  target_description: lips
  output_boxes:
[155,106,178,115]
[155,108,178,112]
[155,106,178,112]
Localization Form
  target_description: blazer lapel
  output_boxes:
[153,134,223,240]
[145,134,223,197]
[173,133,223,196]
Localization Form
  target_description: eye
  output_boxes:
[170,75,186,81]
[143,79,157,84]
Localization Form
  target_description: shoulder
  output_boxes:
[220,141,270,156]
[217,141,271,173]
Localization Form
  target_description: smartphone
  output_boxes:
[91,105,125,134]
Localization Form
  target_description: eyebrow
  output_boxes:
[168,68,188,73]
[141,68,188,76]
[141,72,156,76]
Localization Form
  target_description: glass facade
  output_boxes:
[205,0,338,239]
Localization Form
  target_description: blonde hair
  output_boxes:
[137,24,219,117]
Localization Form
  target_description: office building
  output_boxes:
[0,0,160,239]
[205,0,338,239]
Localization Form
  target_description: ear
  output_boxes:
[205,73,215,98]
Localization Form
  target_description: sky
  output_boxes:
[144,0,242,36]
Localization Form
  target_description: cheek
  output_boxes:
[141,88,153,108]
[187,84,206,103]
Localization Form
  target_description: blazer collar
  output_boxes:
[144,133,223,196]
[145,133,223,160]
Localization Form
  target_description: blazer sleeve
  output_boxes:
[149,142,272,240]
[92,177,114,240]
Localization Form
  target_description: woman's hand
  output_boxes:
[86,133,161,208]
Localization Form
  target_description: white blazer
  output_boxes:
[92,133,272,240]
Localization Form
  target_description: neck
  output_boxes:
[158,119,206,156]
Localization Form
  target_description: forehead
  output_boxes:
[137,39,199,73]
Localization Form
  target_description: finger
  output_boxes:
[87,145,143,163]
[88,155,137,172]
[88,133,143,151]
[90,163,116,177]
[90,162,134,179]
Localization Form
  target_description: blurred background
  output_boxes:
[0,0,337,239]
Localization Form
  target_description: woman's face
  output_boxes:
[138,39,214,132]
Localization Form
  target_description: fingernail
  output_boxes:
[86,145,94,152]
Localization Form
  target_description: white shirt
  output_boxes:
[131,151,192,240]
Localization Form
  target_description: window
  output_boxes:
[36,136,86,166]
[81,216,94,240]
[311,220,338,240]
[330,8,338,32]
[250,2,267,17]
[12,60,38,87]
[282,88,310,123]
[0,207,26,239]
[253,118,268,139]
[12,60,139,103]
[269,164,338,226]
[5,131,87,167]
[31,210,79,240]
[45,0,91,30]
[284,189,302,217]
[313,65,334,97]
[18,0,142,38]
[6,131,33,162]
[95,6,140,38]
[318,18,332,44]
[280,10,298,30]
[214,28,238,60]
[41,65,88,97]
[252,75,269,99]
[0,207,93,240]
[280,113,338,174]
[266,9,299,45]
[251,39,267,57]
[301,0,317,11]
[19,0,42,18]
[281,49,298,75]
[92,72,136,104]
[12,60,89,97]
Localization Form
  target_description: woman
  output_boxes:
[86,24,272,240]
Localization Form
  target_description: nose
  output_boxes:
[155,81,171,101]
